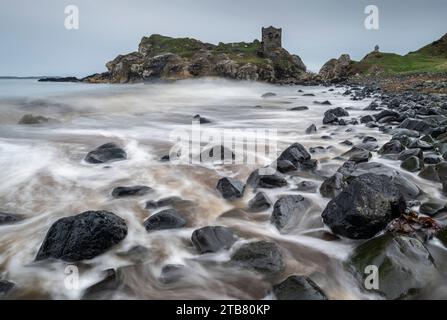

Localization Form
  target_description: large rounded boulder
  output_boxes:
[322,174,406,239]
[36,211,128,262]
[85,143,127,164]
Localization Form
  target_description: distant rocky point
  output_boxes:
[81,26,308,84]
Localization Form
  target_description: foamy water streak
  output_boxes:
[0,78,444,299]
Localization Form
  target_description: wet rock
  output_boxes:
[340,140,353,146]
[36,211,128,262]
[193,114,212,124]
[398,118,432,133]
[0,212,23,225]
[247,168,287,189]
[391,128,420,139]
[302,93,315,96]
[320,173,346,199]
[18,114,52,125]
[314,100,332,105]
[348,162,420,200]
[360,115,375,123]
[82,269,121,299]
[85,143,127,164]
[324,107,349,118]
[200,145,235,162]
[424,154,442,164]
[288,106,309,111]
[271,195,310,230]
[322,174,406,239]
[111,186,152,198]
[191,226,236,254]
[0,280,15,297]
[230,241,285,276]
[309,146,326,154]
[277,143,311,168]
[349,233,438,300]
[378,140,405,155]
[401,156,423,172]
[145,196,191,209]
[273,275,327,300]
[305,124,317,134]
[301,159,318,170]
[276,160,297,173]
[373,110,399,122]
[295,180,318,193]
[322,112,338,124]
[398,148,423,161]
[159,264,187,284]
[420,202,447,216]
[143,209,186,232]
[216,177,245,200]
[408,139,432,150]
[262,92,276,98]
[116,245,150,264]
[418,165,440,182]
[349,149,371,163]
[248,192,272,212]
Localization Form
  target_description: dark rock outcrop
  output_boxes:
[271,195,310,230]
[36,211,128,262]
[247,168,287,189]
[320,173,346,199]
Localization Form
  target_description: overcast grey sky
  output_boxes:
[1,0,446,76]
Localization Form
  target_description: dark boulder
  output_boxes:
[400,156,423,172]
[216,177,245,200]
[247,168,287,189]
[230,241,285,276]
[349,149,371,163]
[248,192,272,212]
[159,264,187,284]
[324,107,349,117]
[111,186,152,198]
[349,233,438,299]
[288,106,309,111]
[398,118,432,133]
[18,114,52,125]
[360,115,375,124]
[145,196,193,210]
[320,173,346,199]
[295,180,318,193]
[262,92,276,98]
[314,100,332,105]
[36,211,128,262]
[85,143,127,164]
[143,209,186,232]
[398,148,423,161]
[191,226,236,254]
[277,143,311,168]
[193,114,212,124]
[276,160,297,173]
[322,112,338,124]
[420,202,446,216]
[322,174,406,239]
[305,124,317,134]
[273,275,327,300]
[378,140,405,155]
[271,195,310,231]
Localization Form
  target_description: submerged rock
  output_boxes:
[216,177,245,200]
[400,156,423,172]
[0,212,23,225]
[305,124,317,134]
[143,209,186,232]
[82,269,121,300]
[322,174,406,239]
[18,114,52,125]
[0,280,15,297]
[111,186,152,198]
[193,114,212,124]
[159,264,187,284]
[36,211,128,262]
[273,275,327,300]
[378,140,405,155]
[191,226,236,254]
[230,241,285,276]
[349,233,438,299]
[324,107,349,118]
[85,143,127,164]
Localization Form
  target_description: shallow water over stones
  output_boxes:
[0,78,446,299]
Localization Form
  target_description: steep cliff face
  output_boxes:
[83,34,307,84]
[319,54,355,81]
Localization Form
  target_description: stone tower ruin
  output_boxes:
[262,26,282,52]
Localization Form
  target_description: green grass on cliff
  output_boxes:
[355,51,447,75]
[139,34,211,58]
[212,41,269,66]
[355,33,447,75]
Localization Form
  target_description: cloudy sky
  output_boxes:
[1,0,446,76]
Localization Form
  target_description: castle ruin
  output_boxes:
[262,26,282,52]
